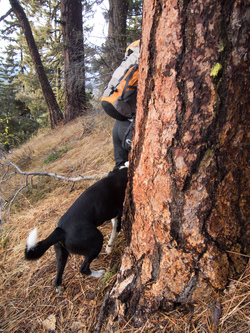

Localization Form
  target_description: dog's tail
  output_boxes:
[25,227,65,260]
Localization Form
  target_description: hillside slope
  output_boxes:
[0,114,249,332]
[0,114,124,332]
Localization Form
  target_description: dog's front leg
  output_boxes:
[106,217,119,254]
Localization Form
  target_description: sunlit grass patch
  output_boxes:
[42,146,70,165]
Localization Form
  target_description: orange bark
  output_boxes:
[103,0,249,328]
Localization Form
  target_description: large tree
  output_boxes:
[101,0,249,329]
[60,0,87,122]
[9,0,63,129]
[107,0,129,69]
[91,0,142,90]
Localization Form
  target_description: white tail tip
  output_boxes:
[27,228,38,250]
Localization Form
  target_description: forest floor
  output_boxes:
[0,112,249,332]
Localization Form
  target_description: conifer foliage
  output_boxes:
[0,0,142,149]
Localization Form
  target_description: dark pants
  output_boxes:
[112,120,131,169]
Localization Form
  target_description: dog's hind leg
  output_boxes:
[80,252,105,278]
[105,216,120,254]
[54,242,69,291]
[79,228,105,278]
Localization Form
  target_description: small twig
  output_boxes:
[0,9,13,22]
[95,291,110,333]
[6,177,29,215]
[227,250,250,258]
[220,292,250,325]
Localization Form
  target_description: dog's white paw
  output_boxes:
[56,285,64,294]
[90,269,105,278]
[105,244,113,254]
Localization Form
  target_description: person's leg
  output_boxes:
[112,120,131,169]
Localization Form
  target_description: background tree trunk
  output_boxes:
[107,0,129,68]
[61,0,86,122]
[103,0,249,328]
[9,0,63,129]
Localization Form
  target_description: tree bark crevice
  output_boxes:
[123,1,162,244]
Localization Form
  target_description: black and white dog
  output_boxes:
[25,164,128,290]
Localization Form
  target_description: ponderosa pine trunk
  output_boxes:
[9,0,63,129]
[101,0,249,329]
[107,0,129,69]
[61,0,86,122]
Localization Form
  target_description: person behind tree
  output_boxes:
[101,40,140,169]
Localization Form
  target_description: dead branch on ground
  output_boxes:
[0,152,108,220]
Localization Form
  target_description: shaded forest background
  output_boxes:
[0,0,142,150]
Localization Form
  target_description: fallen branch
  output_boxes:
[4,156,108,182]
[0,152,108,220]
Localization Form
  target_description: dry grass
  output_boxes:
[0,113,249,332]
